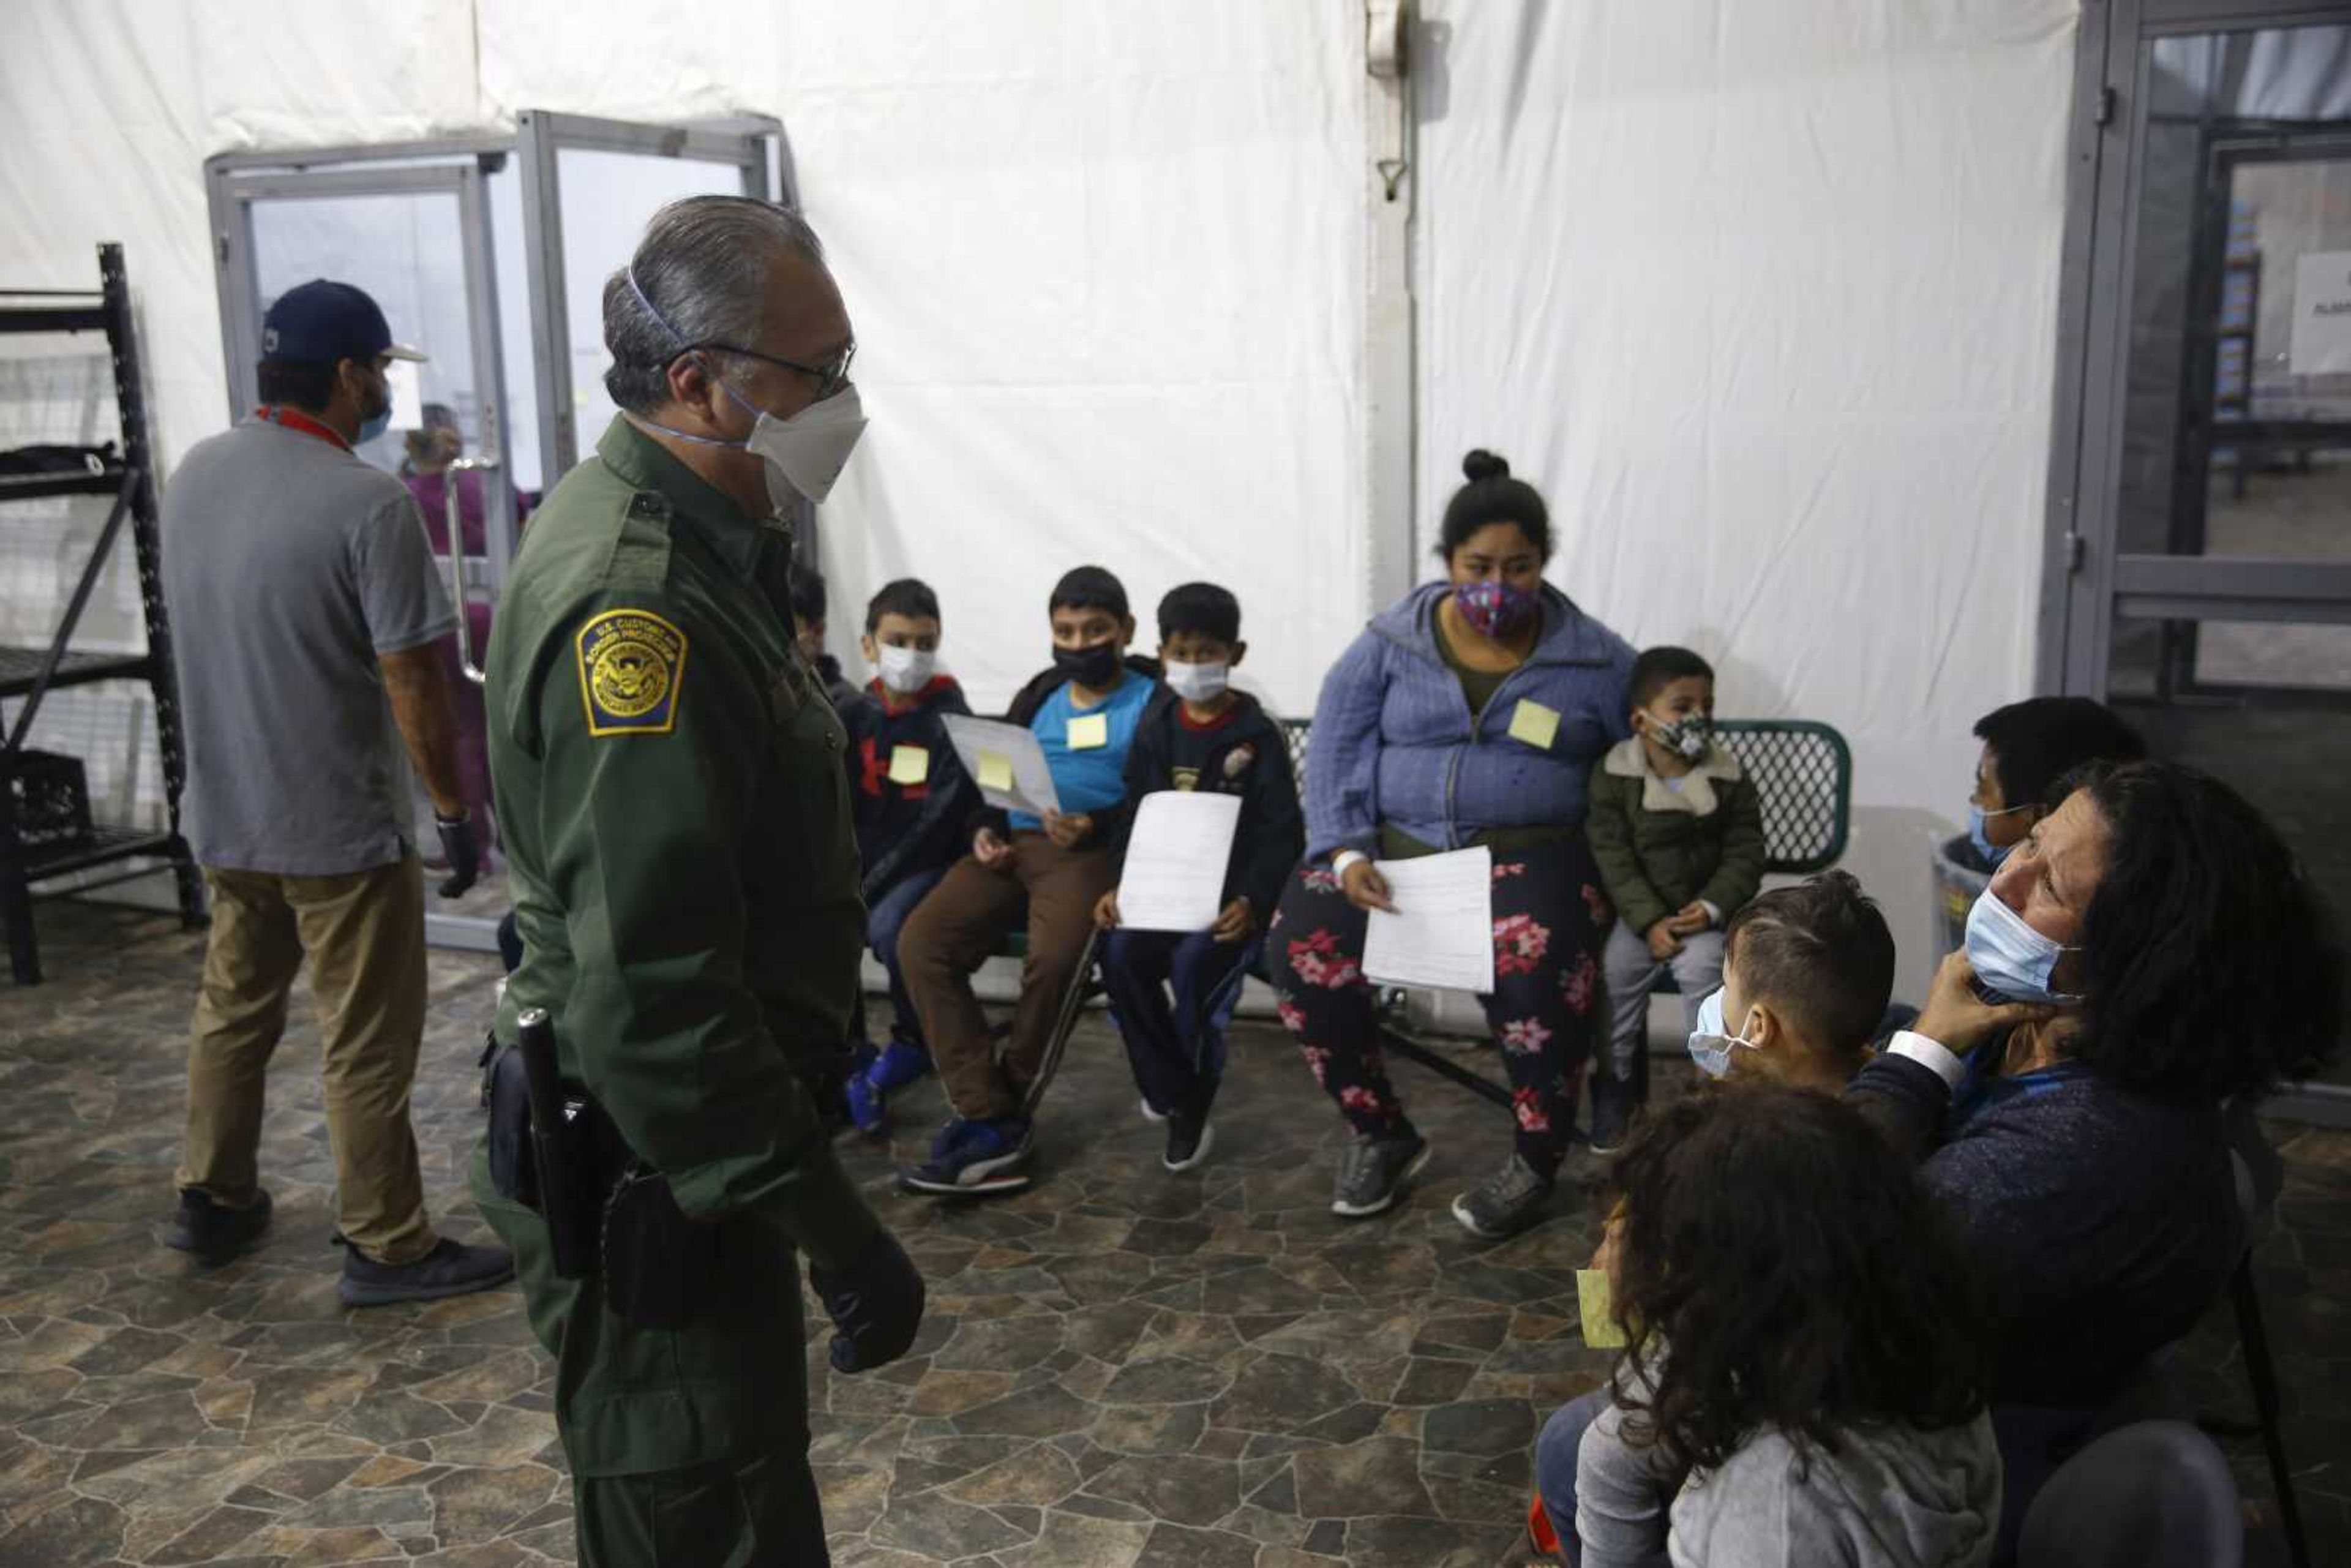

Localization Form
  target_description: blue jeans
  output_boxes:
[866,868,948,1051]
[1099,928,1257,1120]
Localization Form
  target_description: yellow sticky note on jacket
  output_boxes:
[1577,1269,1627,1349]
[977,751,1013,791]
[1067,711,1109,751]
[888,745,929,786]
[1508,699,1561,751]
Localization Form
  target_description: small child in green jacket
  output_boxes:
[1584,646,1764,1148]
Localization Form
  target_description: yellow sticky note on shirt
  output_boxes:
[888,745,929,786]
[1508,699,1561,751]
[1067,711,1109,751]
[977,751,1013,792]
[1577,1269,1627,1349]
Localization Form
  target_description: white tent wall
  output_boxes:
[0,1,2083,1008]
[1414,0,2078,999]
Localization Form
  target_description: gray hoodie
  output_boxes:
[1667,1412,2002,1568]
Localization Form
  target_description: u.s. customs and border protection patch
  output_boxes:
[576,608,688,737]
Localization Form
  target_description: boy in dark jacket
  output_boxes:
[837,578,974,1133]
[1585,646,1764,1149]
[898,566,1160,1193]
[789,565,863,712]
[1093,584,1304,1171]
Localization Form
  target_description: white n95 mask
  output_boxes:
[1963,888,2083,1005]
[1163,660,1229,703]
[1686,988,1758,1079]
[714,377,867,510]
[875,643,936,696]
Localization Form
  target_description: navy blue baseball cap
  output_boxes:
[259,280,427,366]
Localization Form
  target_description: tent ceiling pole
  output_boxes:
[1365,1,1417,615]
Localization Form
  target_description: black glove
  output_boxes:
[435,813,481,898]
[809,1230,925,1374]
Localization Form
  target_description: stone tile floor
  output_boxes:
[0,902,2344,1566]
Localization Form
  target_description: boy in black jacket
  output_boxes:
[837,579,975,1133]
[1094,584,1304,1170]
[898,566,1161,1192]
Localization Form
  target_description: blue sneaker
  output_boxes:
[901,1116,1033,1195]
[869,1041,933,1095]
[843,1044,883,1135]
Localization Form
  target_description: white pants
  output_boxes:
[1600,920,1725,1082]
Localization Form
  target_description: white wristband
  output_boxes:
[1886,1030,1965,1090]
[1332,849,1371,876]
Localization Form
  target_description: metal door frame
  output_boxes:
[513,111,778,486]
[2041,0,2351,1124]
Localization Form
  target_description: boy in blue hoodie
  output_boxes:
[897,566,1159,1192]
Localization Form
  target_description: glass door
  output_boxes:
[2055,5,2351,1113]
[210,161,520,952]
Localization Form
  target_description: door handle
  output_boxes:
[443,456,499,687]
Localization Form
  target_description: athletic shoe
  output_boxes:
[902,1116,1033,1195]
[1588,1076,1641,1156]
[339,1237,516,1308]
[1138,1097,1169,1124]
[1163,1113,1215,1172]
[163,1188,273,1263]
[1330,1129,1431,1217]
[1450,1152,1556,1240]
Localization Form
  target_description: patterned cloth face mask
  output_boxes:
[1453,579,1537,639]
[1646,711,1713,762]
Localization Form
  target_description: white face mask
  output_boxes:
[1963,888,2083,1005]
[1163,659,1229,703]
[874,643,936,696]
[1686,988,1759,1079]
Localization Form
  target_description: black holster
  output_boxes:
[482,1024,720,1327]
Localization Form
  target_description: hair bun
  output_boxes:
[1461,449,1510,483]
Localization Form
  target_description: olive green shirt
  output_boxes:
[472,415,876,1474]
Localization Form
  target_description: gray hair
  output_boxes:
[602,195,827,415]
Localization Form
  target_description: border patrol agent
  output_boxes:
[473,196,922,1566]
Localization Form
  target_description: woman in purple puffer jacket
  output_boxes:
[1273,449,1635,1239]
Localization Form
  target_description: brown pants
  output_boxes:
[176,857,438,1265]
[899,834,1117,1120]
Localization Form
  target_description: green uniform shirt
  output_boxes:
[470,415,876,1476]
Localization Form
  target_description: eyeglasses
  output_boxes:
[694,339,857,402]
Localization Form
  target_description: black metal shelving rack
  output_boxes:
[0,244,204,981]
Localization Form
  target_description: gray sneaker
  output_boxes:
[1330,1130,1431,1217]
[339,1237,516,1308]
[1451,1153,1556,1239]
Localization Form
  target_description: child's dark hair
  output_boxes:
[1610,1086,1989,1472]
[1722,871,1895,1054]
[1049,565,1129,620]
[1972,697,2144,811]
[1629,645,1714,710]
[1437,449,1551,561]
[2064,759,2344,1104]
[865,577,941,634]
[789,566,826,628]
[1158,582,1240,646]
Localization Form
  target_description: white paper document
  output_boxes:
[941,714,1061,819]
[1117,790,1243,932]
[1362,846,1495,992]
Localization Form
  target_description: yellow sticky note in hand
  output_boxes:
[888,745,929,786]
[1067,711,1109,751]
[977,751,1014,792]
[1577,1269,1627,1349]
[1508,699,1561,751]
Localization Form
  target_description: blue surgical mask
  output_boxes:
[1963,888,2083,1005]
[1967,801,2033,868]
[356,408,392,445]
[1686,988,1758,1079]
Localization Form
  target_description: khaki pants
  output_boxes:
[899,833,1117,1120]
[176,857,438,1265]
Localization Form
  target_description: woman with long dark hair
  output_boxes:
[1858,757,2345,1553]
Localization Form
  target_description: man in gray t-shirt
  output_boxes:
[157,279,511,1307]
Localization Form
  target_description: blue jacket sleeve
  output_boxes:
[1304,631,1389,860]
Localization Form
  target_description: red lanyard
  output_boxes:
[254,405,350,451]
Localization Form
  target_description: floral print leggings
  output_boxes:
[1270,836,1610,1173]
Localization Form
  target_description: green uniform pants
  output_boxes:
[574,1449,829,1567]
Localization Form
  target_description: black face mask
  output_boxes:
[1053,641,1122,688]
